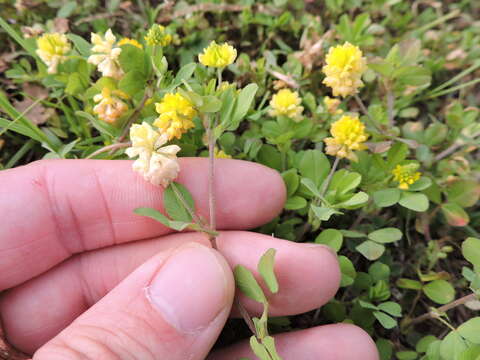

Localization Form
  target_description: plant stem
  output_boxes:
[171,183,203,226]
[86,142,131,159]
[236,299,257,336]
[118,90,150,142]
[207,114,217,248]
[409,293,478,326]
[353,94,382,133]
[217,68,223,88]
[434,131,480,161]
[386,90,395,127]
[320,157,339,197]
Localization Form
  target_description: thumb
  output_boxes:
[33,243,234,360]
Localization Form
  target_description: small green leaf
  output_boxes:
[373,311,397,329]
[133,207,190,231]
[300,177,322,198]
[284,196,307,210]
[359,300,379,310]
[387,142,409,168]
[282,169,300,197]
[423,280,455,304]
[378,301,402,317]
[457,317,480,344]
[299,150,330,187]
[311,205,340,221]
[231,83,258,128]
[339,256,357,287]
[57,1,77,17]
[315,229,343,252]
[258,249,279,294]
[118,70,147,97]
[119,44,147,75]
[396,278,423,290]
[163,182,195,223]
[441,203,470,227]
[368,228,402,244]
[174,63,196,84]
[199,96,222,113]
[67,34,91,56]
[416,335,438,353]
[462,237,480,270]
[440,331,467,360]
[376,339,393,360]
[373,188,401,208]
[447,180,480,208]
[408,177,432,191]
[399,192,429,212]
[356,240,385,260]
[234,265,266,303]
[336,191,369,208]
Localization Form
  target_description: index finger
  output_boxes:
[0,158,285,290]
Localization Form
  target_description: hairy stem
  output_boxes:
[353,94,382,133]
[320,157,340,197]
[409,293,478,326]
[86,142,131,159]
[207,115,217,248]
[118,90,150,142]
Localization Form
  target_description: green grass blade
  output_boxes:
[0,16,37,57]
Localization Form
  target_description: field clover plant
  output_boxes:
[1,1,480,359]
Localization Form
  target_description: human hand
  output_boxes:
[0,158,379,359]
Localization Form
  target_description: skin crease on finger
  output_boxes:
[1,232,340,354]
[0,158,286,291]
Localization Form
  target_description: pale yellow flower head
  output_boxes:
[199,41,237,68]
[214,147,232,159]
[154,93,197,140]
[268,89,303,121]
[125,122,181,187]
[36,33,71,74]
[88,29,124,80]
[144,24,172,46]
[118,38,143,49]
[324,115,368,161]
[392,164,421,190]
[93,88,128,123]
[324,96,343,115]
[322,42,367,97]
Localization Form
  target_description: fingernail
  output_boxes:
[147,244,228,334]
[302,243,337,255]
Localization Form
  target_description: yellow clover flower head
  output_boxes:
[322,42,367,98]
[268,88,304,121]
[36,33,71,74]
[118,37,143,49]
[87,29,124,80]
[214,147,232,159]
[144,24,172,47]
[154,93,197,140]
[198,41,237,68]
[125,122,181,187]
[93,88,128,123]
[324,115,369,161]
[324,96,343,115]
[392,164,421,190]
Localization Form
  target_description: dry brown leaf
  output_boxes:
[53,18,69,33]
[295,29,334,72]
[13,84,54,125]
